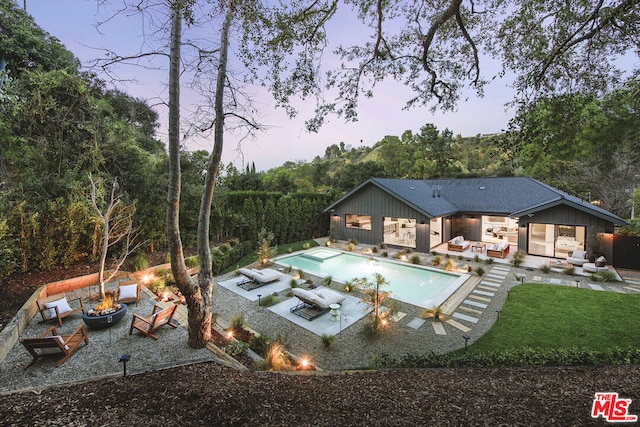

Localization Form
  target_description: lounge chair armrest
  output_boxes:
[40,326,58,338]
[132,313,153,325]
[69,324,86,337]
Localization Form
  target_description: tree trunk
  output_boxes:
[166,4,207,348]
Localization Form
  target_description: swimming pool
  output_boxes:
[275,249,469,309]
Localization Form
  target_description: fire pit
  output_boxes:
[82,293,128,330]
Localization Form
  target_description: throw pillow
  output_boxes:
[44,298,73,318]
[119,284,138,299]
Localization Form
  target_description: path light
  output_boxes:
[496,309,501,320]
[226,330,234,339]
[576,280,581,288]
[507,290,511,299]
[119,354,130,377]
[463,334,470,351]
[257,294,262,305]
[299,357,311,370]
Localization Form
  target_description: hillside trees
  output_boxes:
[0,0,168,275]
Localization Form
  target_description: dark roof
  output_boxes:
[325,177,626,225]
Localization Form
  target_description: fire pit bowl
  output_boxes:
[82,303,128,330]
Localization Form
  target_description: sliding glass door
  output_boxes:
[528,223,586,258]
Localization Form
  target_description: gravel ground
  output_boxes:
[0,284,217,394]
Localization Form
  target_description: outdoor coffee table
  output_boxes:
[471,243,486,253]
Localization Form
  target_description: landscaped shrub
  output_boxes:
[259,342,292,371]
[344,280,357,292]
[485,257,494,264]
[259,294,279,307]
[303,242,311,249]
[540,263,552,273]
[225,340,249,357]
[591,270,620,282]
[371,246,378,253]
[444,258,455,271]
[474,266,485,276]
[431,255,442,266]
[510,249,526,267]
[372,346,640,370]
[230,314,246,335]
[132,254,148,271]
[321,276,333,287]
[249,333,271,357]
[289,278,299,288]
[420,306,444,321]
[320,334,336,349]
[562,266,576,275]
[410,254,421,264]
[474,254,480,263]
[347,242,356,251]
[185,255,199,268]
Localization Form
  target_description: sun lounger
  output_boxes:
[290,287,346,320]
[237,268,282,291]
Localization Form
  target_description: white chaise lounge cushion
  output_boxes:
[292,287,345,309]
[239,267,282,283]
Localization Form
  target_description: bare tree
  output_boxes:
[89,174,142,299]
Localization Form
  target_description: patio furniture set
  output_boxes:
[447,236,510,258]
[20,281,179,368]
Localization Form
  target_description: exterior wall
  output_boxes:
[331,184,431,252]
[517,204,615,257]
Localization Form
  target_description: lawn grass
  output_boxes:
[221,239,320,274]
[468,283,640,353]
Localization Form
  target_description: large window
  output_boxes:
[528,224,586,258]
[383,217,416,248]
[345,214,372,230]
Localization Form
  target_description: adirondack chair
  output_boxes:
[21,324,89,368]
[129,304,178,340]
[36,293,85,327]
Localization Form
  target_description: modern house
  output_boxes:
[325,177,626,261]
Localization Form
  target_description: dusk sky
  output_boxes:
[27,0,515,171]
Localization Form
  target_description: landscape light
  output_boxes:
[119,354,130,377]
[463,334,471,351]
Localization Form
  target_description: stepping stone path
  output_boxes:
[442,264,512,336]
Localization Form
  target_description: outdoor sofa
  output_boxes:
[447,236,470,252]
[486,241,510,258]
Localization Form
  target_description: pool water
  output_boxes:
[275,249,469,309]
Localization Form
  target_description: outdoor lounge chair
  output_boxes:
[129,304,178,340]
[237,267,283,291]
[290,287,346,320]
[36,293,85,327]
[566,250,589,266]
[21,324,89,368]
[117,280,141,306]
